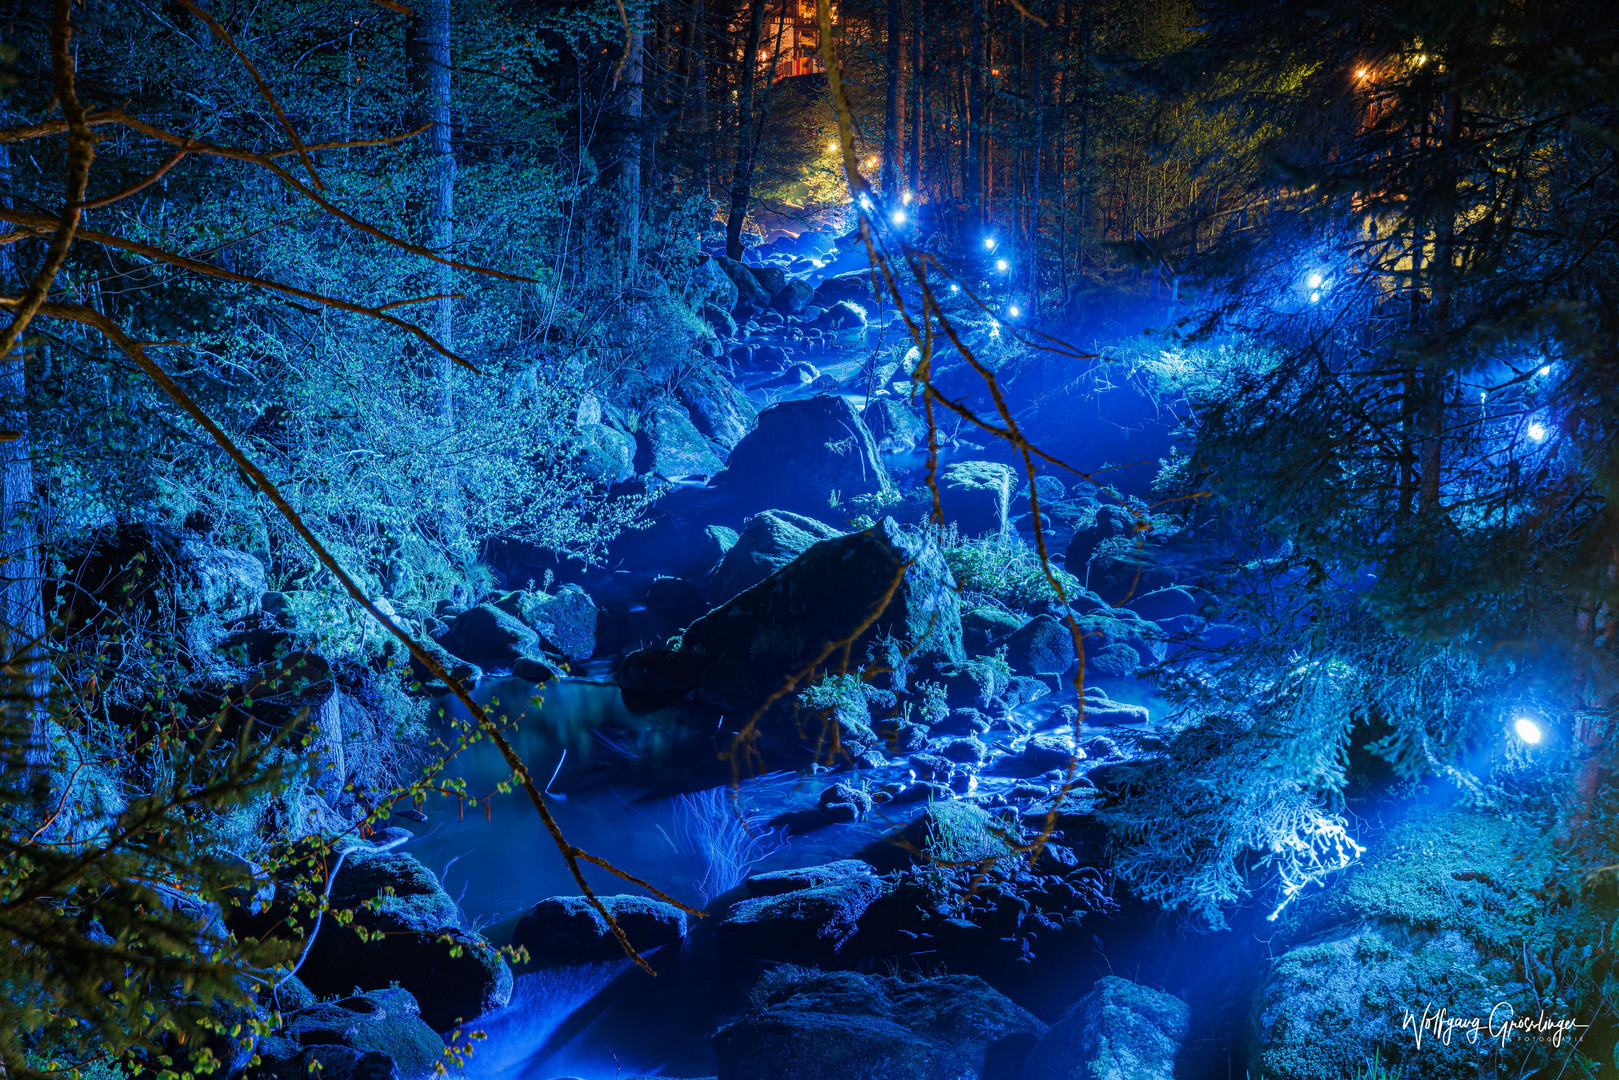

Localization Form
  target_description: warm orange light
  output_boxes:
[1355,67,1369,79]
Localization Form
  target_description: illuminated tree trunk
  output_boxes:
[726,0,767,260]
[966,0,985,229]
[883,0,900,196]
[907,0,922,197]
[406,0,455,428]
[0,140,44,762]
[1027,2,1043,315]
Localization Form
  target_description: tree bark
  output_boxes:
[725,0,767,259]
[907,0,922,198]
[883,0,901,196]
[0,140,45,760]
[966,0,985,230]
[405,0,455,427]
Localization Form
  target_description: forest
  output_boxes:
[2,0,1617,1077]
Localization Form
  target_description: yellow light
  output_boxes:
[828,140,838,152]
[1355,67,1368,79]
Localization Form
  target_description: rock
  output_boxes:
[1085,643,1140,680]
[512,654,562,683]
[254,1044,400,1080]
[930,658,1006,710]
[813,269,882,307]
[678,367,758,450]
[1127,587,1196,623]
[1002,615,1076,676]
[1018,475,1067,505]
[700,301,738,339]
[1063,505,1140,568]
[1003,735,1076,778]
[679,518,964,725]
[264,989,443,1080]
[935,736,987,765]
[900,801,1015,867]
[771,276,815,316]
[616,648,707,693]
[769,361,820,386]
[812,300,868,332]
[931,707,991,736]
[714,967,1045,1080]
[512,894,689,965]
[750,343,791,371]
[715,876,886,965]
[65,520,267,656]
[745,860,878,897]
[717,255,772,313]
[578,422,636,484]
[438,603,539,672]
[962,607,1024,654]
[862,397,928,453]
[696,255,740,310]
[747,264,787,297]
[295,846,512,1032]
[407,637,482,689]
[1022,977,1188,1080]
[1082,695,1149,726]
[711,510,844,603]
[818,782,874,822]
[646,576,709,626]
[518,584,597,662]
[635,403,725,479]
[939,461,1017,537]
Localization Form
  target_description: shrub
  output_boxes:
[937,527,1082,612]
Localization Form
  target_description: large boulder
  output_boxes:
[939,461,1017,537]
[716,874,886,965]
[677,367,758,450]
[679,518,964,722]
[500,584,597,663]
[1002,614,1076,676]
[770,276,815,316]
[696,255,740,310]
[713,967,1045,1080]
[1022,977,1188,1080]
[635,403,725,479]
[813,269,882,307]
[711,510,844,603]
[62,520,267,657]
[1063,505,1140,568]
[437,604,540,672]
[747,264,788,297]
[294,846,512,1032]
[577,422,636,484]
[717,255,772,314]
[963,607,1024,654]
[863,397,928,453]
[718,395,890,522]
[812,300,868,333]
[253,989,444,1080]
[512,894,689,966]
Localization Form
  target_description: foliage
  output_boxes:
[937,526,1083,612]
[0,643,300,1079]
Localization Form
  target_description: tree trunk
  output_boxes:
[405,0,455,427]
[0,140,45,762]
[883,0,901,196]
[1027,1,1043,316]
[605,3,645,273]
[908,0,922,198]
[726,0,767,260]
[966,0,985,230]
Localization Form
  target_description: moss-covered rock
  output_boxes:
[711,510,844,603]
[939,461,1017,537]
[1249,803,1615,1080]
[1024,977,1188,1080]
[713,967,1044,1080]
[512,894,689,966]
[717,395,890,522]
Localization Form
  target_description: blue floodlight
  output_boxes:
[1527,421,1548,442]
[891,209,907,225]
[1514,717,1542,744]
[1007,304,1021,318]
[996,258,1009,272]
